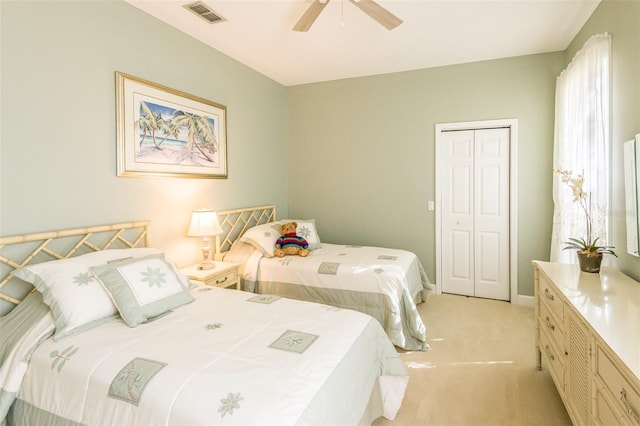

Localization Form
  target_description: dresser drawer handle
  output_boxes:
[543,344,555,361]
[620,389,640,423]
[216,276,229,285]
[545,316,555,331]
[544,288,555,301]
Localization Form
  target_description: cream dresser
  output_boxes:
[533,261,640,425]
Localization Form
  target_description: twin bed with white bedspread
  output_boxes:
[0,221,409,425]
[217,206,432,351]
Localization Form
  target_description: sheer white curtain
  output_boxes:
[551,33,611,263]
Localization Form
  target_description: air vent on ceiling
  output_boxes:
[183,1,226,24]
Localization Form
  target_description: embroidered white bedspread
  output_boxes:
[13,284,408,425]
[241,243,432,351]
[0,311,54,422]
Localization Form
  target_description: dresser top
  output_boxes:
[533,261,640,380]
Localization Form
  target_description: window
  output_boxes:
[551,33,611,263]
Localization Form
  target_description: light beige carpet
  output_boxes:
[373,293,572,426]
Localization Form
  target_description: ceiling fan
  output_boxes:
[293,0,403,32]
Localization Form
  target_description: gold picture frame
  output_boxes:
[116,72,227,179]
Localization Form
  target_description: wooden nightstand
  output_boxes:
[180,261,240,290]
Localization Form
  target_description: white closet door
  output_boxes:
[441,128,510,300]
[441,130,475,296]
[473,128,510,300]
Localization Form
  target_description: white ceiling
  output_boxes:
[125,0,600,86]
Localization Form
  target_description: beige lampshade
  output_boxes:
[187,209,223,237]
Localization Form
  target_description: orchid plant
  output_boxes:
[554,168,617,257]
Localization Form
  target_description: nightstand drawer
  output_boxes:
[203,269,238,289]
[180,262,240,290]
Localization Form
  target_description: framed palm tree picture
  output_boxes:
[116,72,227,178]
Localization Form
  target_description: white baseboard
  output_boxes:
[431,282,534,307]
[512,294,534,307]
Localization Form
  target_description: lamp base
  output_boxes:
[198,261,215,270]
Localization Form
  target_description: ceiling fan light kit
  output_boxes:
[293,0,403,32]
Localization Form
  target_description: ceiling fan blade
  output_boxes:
[293,0,330,32]
[348,0,402,30]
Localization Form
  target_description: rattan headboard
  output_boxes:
[0,221,149,315]
[214,205,276,258]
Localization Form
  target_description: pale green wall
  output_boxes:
[287,53,565,297]
[2,0,637,299]
[563,0,640,281]
[0,1,288,267]
[286,0,640,295]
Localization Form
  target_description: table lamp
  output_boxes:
[187,209,223,270]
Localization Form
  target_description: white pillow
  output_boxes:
[240,220,322,257]
[13,248,161,340]
[90,253,193,328]
[239,222,283,257]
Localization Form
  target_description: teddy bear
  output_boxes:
[274,222,310,257]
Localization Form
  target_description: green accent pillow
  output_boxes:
[91,253,194,328]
